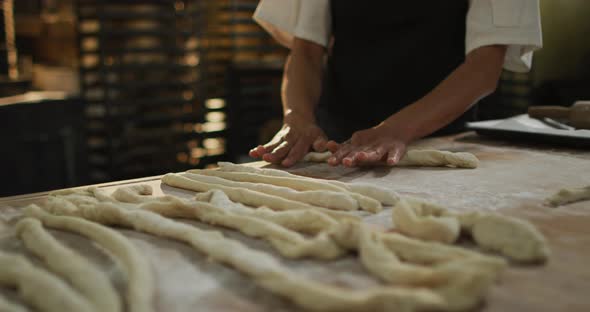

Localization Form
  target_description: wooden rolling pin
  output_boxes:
[528,101,590,129]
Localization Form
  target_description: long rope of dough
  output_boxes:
[356,224,506,311]
[216,162,398,206]
[184,186,505,310]
[63,184,338,236]
[55,185,507,311]
[328,220,493,264]
[33,196,444,312]
[110,186,346,260]
[302,150,479,169]
[15,218,122,312]
[90,183,512,309]
[0,252,94,312]
[0,294,28,312]
[162,173,361,222]
[191,167,348,193]
[397,150,479,169]
[184,171,359,211]
[394,198,550,263]
[194,189,338,234]
[545,185,590,207]
[127,185,501,270]
[193,186,506,276]
[189,168,383,213]
[23,204,154,312]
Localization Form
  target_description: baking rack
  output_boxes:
[77,0,286,182]
[77,0,217,182]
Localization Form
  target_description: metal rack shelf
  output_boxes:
[77,0,226,183]
[76,0,287,181]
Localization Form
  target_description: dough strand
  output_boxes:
[34,192,444,312]
[357,224,506,311]
[0,251,94,312]
[111,186,346,260]
[162,173,360,222]
[0,294,28,312]
[15,218,122,312]
[204,163,383,213]
[217,162,398,208]
[196,184,507,307]
[394,198,550,263]
[545,185,590,207]
[194,189,339,234]
[184,171,359,211]
[392,198,460,244]
[23,204,154,312]
[7,157,551,312]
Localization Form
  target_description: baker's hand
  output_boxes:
[249,115,328,167]
[326,123,408,167]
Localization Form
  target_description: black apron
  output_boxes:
[317,1,473,142]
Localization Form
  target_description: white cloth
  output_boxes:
[253,0,542,72]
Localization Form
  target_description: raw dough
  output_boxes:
[469,214,550,263]
[397,150,479,168]
[358,224,506,311]
[111,186,346,260]
[391,198,460,244]
[42,185,514,311]
[324,220,506,311]
[0,294,28,312]
[15,218,122,312]
[203,166,384,212]
[162,173,361,222]
[217,162,399,206]
[185,183,505,309]
[36,192,444,312]
[302,152,333,162]
[302,150,479,169]
[398,198,550,263]
[172,196,505,312]
[184,171,359,211]
[194,189,339,234]
[23,205,154,312]
[0,251,94,312]
[196,167,348,192]
[545,185,590,207]
[195,190,439,270]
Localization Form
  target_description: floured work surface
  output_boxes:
[1,134,589,312]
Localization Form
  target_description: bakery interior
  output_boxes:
[0,1,589,312]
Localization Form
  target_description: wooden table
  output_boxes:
[1,133,589,312]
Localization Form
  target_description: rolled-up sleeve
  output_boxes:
[466,0,543,72]
[253,0,331,49]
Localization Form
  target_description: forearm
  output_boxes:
[281,38,325,122]
[385,45,507,142]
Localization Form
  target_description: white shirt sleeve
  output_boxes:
[466,0,543,72]
[254,0,542,72]
[253,0,331,48]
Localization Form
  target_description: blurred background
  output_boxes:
[0,0,588,196]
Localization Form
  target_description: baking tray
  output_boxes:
[466,114,590,148]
